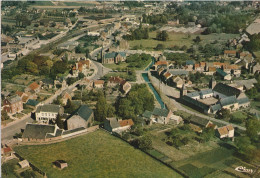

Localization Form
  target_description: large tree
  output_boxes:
[245,118,260,142]
[95,91,115,122]
[56,114,64,129]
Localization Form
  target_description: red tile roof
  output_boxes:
[16,91,24,97]
[200,62,206,67]
[3,147,12,153]
[94,80,105,85]
[28,82,40,90]
[155,61,168,66]
[224,50,236,54]
[119,119,134,127]
[164,72,172,78]
[208,67,216,72]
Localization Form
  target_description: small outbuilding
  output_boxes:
[18,160,30,169]
[53,160,68,170]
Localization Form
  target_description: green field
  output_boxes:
[254,51,260,63]
[14,130,182,178]
[175,146,254,178]
[129,32,238,51]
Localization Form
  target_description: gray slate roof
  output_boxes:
[189,117,210,127]
[152,107,169,117]
[169,69,189,76]
[220,96,237,106]
[237,97,250,105]
[104,52,126,59]
[23,124,56,139]
[182,95,209,111]
[36,104,61,113]
[213,83,241,97]
[216,68,227,77]
[211,104,221,112]
[143,110,153,118]
[72,105,93,121]
[107,117,120,129]
[7,95,22,104]
[200,89,213,96]
[187,91,200,98]
[186,60,195,65]
[26,99,39,107]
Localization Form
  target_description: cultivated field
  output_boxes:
[129,32,239,51]
[14,130,182,178]
[146,125,256,178]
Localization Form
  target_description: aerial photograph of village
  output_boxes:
[1,0,260,177]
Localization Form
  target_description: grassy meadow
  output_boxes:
[129,32,238,51]
[14,130,182,178]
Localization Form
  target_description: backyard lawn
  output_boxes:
[129,32,238,51]
[14,130,182,178]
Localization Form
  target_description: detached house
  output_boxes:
[94,80,105,88]
[104,118,134,133]
[25,82,40,93]
[107,76,131,94]
[224,50,236,57]
[171,76,184,88]
[35,104,64,124]
[217,125,234,138]
[120,80,131,94]
[142,108,173,125]
[3,95,23,114]
[71,59,91,77]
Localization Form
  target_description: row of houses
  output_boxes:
[181,79,250,114]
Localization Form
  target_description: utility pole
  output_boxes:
[102,1,105,18]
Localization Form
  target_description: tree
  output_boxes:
[78,72,85,79]
[56,114,64,129]
[1,110,10,121]
[235,136,257,162]
[95,91,114,122]
[156,30,169,41]
[154,44,165,50]
[245,118,260,142]
[201,127,215,142]
[194,36,201,43]
[216,108,230,120]
[133,135,152,151]
[85,48,90,58]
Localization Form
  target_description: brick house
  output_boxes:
[3,95,23,114]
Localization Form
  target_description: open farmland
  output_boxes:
[129,32,238,51]
[14,130,182,178]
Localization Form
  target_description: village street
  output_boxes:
[1,59,111,145]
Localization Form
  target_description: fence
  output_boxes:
[100,128,189,178]
[14,153,47,177]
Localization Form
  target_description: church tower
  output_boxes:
[210,77,216,89]
[181,84,187,97]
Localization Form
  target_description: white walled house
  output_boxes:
[200,89,214,99]
[35,104,64,124]
[217,125,234,138]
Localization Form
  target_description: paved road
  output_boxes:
[1,117,34,145]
